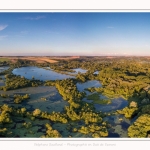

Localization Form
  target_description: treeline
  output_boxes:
[0,104,65,137]
[0,74,43,91]
[0,93,30,104]
[45,79,85,106]
[128,114,150,137]
[0,61,9,66]
[2,56,150,137]
[49,59,105,74]
[76,70,97,82]
[45,78,109,137]
[13,94,30,104]
[0,67,13,75]
[10,59,51,68]
[0,104,108,137]
[94,59,150,137]
[95,60,150,101]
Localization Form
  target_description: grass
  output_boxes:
[0,57,10,62]
[86,93,111,105]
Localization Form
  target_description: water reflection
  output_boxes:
[0,66,9,73]
[73,68,87,74]
[104,114,132,137]
[94,97,128,112]
[76,80,102,92]
[12,66,75,81]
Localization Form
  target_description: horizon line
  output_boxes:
[1,55,150,57]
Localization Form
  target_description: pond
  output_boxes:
[3,115,50,137]
[104,114,132,137]
[0,66,9,73]
[71,68,88,74]
[0,85,70,137]
[0,79,5,86]
[76,79,131,137]
[94,97,128,112]
[77,80,128,113]
[83,96,128,112]
[12,66,75,81]
[93,71,99,75]
[81,93,130,138]
[0,75,5,86]
[76,80,102,92]
[0,86,69,113]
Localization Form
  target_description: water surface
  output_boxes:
[12,66,75,81]
[76,80,102,92]
[104,114,133,137]
[0,86,68,113]
[93,71,99,75]
[71,68,87,74]
[0,66,9,73]
[94,97,128,112]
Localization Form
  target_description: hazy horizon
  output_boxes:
[1,53,150,56]
[0,12,150,56]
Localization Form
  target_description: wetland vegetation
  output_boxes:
[1,56,150,138]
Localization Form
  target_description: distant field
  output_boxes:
[51,56,80,60]
[17,57,59,63]
[0,56,80,64]
[0,57,10,62]
[0,57,59,63]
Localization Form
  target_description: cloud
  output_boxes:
[107,26,114,29]
[23,16,46,20]
[0,25,8,31]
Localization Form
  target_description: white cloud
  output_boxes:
[0,25,8,31]
[23,16,46,20]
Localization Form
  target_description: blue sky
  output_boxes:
[0,12,150,56]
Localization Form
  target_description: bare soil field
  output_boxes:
[0,56,80,63]
[0,56,58,63]
[50,56,80,60]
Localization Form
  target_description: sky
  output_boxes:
[0,12,150,56]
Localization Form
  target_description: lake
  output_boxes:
[12,66,75,81]
[1,66,131,138]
